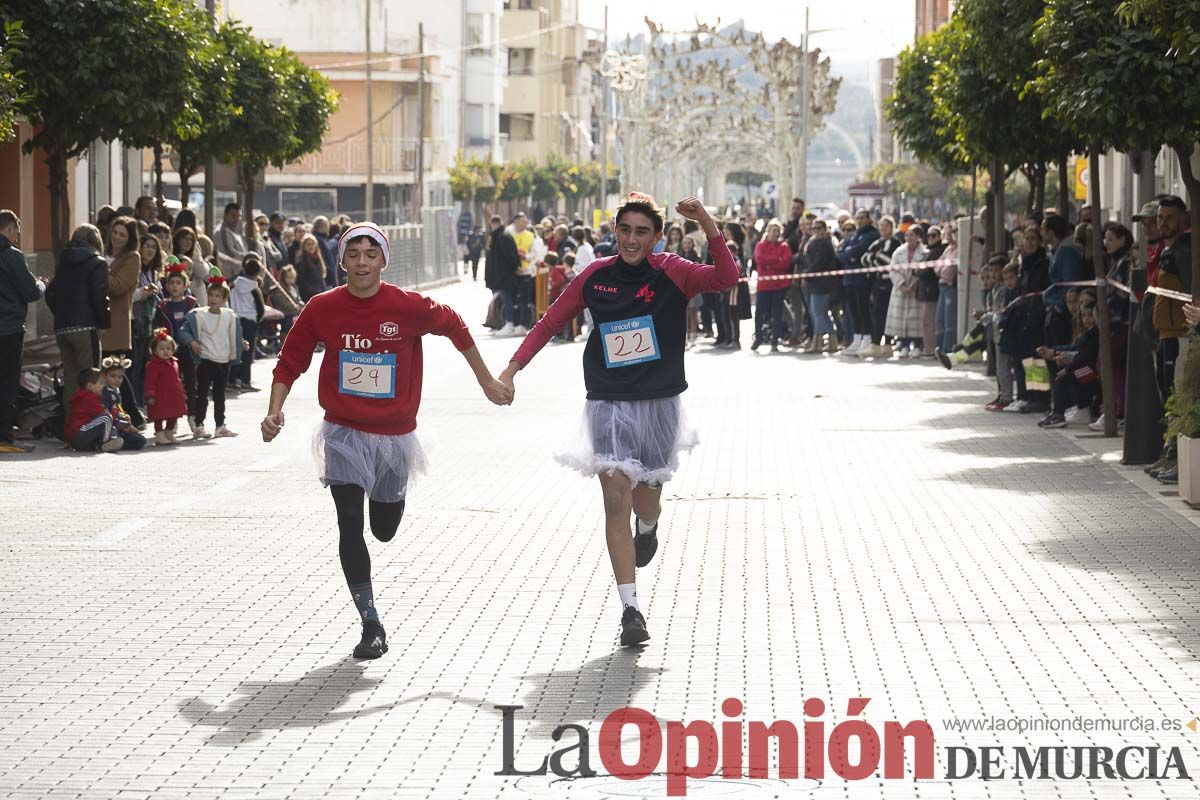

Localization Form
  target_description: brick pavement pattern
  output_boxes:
[1,279,1199,799]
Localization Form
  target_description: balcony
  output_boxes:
[274,137,447,179]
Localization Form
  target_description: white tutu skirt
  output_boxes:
[312,421,428,503]
[556,396,698,486]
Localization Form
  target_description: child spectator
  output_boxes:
[153,262,199,432]
[65,368,125,453]
[272,264,303,338]
[143,328,189,445]
[99,356,147,450]
[991,263,1028,411]
[184,276,243,439]
[228,255,266,392]
[936,258,1003,370]
[1037,295,1099,428]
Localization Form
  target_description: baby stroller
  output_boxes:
[17,335,64,441]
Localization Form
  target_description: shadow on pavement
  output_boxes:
[1028,525,1200,663]
[179,655,412,746]
[404,647,665,737]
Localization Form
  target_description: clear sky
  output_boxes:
[577,0,916,63]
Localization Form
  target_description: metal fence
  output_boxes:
[379,206,460,289]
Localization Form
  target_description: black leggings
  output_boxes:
[330,484,406,585]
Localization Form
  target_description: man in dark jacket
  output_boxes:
[44,225,110,400]
[485,215,520,335]
[268,213,291,268]
[838,209,880,355]
[312,216,340,289]
[0,212,45,452]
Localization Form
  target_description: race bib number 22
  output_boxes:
[339,351,397,398]
[599,315,661,368]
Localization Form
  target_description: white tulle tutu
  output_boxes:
[312,421,428,502]
[556,396,698,486]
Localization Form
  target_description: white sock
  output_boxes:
[636,517,657,536]
[617,583,639,612]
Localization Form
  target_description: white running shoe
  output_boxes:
[153,431,170,446]
[1002,399,1027,413]
[514,325,529,335]
[214,425,238,438]
[101,437,124,453]
[897,347,912,359]
[1088,414,1106,432]
[165,430,180,444]
[493,322,515,337]
[1065,406,1090,424]
[193,425,211,440]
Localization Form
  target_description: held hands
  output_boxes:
[482,377,513,406]
[261,411,285,443]
[190,341,202,355]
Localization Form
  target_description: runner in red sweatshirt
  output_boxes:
[500,194,738,646]
[262,222,512,659]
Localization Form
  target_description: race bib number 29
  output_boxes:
[339,351,397,398]
[599,315,661,368]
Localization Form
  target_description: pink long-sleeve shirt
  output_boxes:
[512,234,738,400]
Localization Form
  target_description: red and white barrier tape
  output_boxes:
[745,257,960,283]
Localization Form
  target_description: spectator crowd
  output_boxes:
[0,190,1191,486]
[0,198,357,454]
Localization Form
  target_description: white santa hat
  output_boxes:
[337,222,391,267]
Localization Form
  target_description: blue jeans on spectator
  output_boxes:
[498,287,516,326]
[936,284,957,352]
[515,275,534,328]
[808,292,833,336]
[755,289,787,344]
[236,316,256,386]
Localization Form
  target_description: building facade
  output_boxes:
[498,0,594,165]
[153,0,507,224]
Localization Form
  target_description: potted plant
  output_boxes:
[1168,344,1200,503]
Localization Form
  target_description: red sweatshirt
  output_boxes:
[753,239,793,288]
[65,388,107,441]
[272,283,475,435]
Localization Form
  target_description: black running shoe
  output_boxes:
[620,606,650,647]
[352,622,388,659]
[634,519,659,568]
[935,348,952,370]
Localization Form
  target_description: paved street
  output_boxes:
[2,277,1199,799]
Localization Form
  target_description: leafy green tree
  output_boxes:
[213,24,337,240]
[105,0,211,216]
[887,29,968,177]
[1119,0,1200,55]
[169,22,236,207]
[0,20,27,144]
[1035,0,1200,271]
[2,0,217,251]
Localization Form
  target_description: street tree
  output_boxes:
[0,20,26,144]
[2,0,214,251]
[107,0,212,217]
[215,24,337,241]
[169,22,236,207]
[887,27,966,179]
[1032,0,1187,436]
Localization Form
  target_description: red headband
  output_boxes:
[152,327,171,342]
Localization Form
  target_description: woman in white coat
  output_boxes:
[884,226,927,358]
